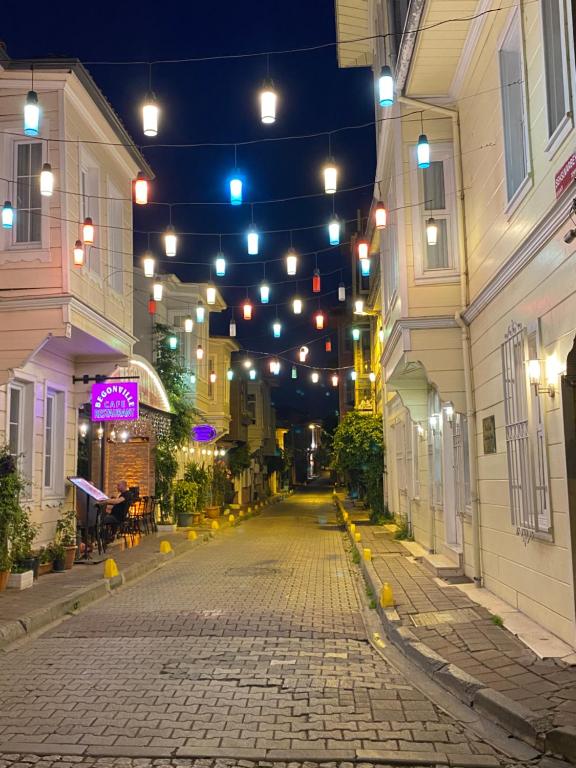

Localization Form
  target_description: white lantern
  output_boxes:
[260,81,277,125]
[142,92,159,137]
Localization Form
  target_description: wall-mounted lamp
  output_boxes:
[417,423,426,439]
[443,403,454,424]
[429,413,440,432]
[528,358,556,397]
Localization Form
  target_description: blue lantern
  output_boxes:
[24,91,40,136]
[2,201,14,230]
[230,175,243,205]
[360,258,371,277]
[378,66,394,107]
[417,134,430,169]
[328,216,340,246]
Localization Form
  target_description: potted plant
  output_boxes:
[173,479,199,527]
[155,438,178,531]
[37,546,54,576]
[55,508,77,569]
[0,447,28,589]
[212,461,233,512]
[7,561,34,590]
[184,462,213,518]
[11,506,40,579]
[0,549,11,592]
[51,542,66,572]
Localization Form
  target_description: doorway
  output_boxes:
[561,338,576,626]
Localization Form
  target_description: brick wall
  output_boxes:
[104,437,155,497]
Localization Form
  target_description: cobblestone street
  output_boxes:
[0,490,530,766]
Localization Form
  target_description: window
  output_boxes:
[15,142,42,244]
[7,382,33,485]
[501,321,551,534]
[423,161,449,270]
[108,192,124,294]
[8,385,22,455]
[453,413,471,516]
[208,357,215,400]
[247,392,256,424]
[428,391,443,507]
[394,420,406,495]
[44,393,54,488]
[43,389,64,494]
[382,192,399,312]
[499,13,529,201]
[81,164,100,274]
[541,0,570,139]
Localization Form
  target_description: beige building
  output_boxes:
[336,0,576,648]
[0,55,151,542]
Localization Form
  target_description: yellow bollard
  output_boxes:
[363,548,372,561]
[355,532,362,543]
[159,540,173,554]
[349,523,356,534]
[187,530,197,541]
[103,558,119,579]
[228,513,235,523]
[211,520,219,530]
[239,510,245,517]
[247,506,252,513]
[342,511,349,522]
[380,582,395,608]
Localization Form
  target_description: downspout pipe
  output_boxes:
[398,95,482,586]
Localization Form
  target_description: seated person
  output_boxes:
[102,480,131,539]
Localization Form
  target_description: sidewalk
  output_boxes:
[0,500,278,652]
[336,495,576,762]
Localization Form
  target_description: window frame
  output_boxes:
[107,183,124,295]
[79,150,101,276]
[540,0,573,156]
[42,387,65,497]
[6,379,34,489]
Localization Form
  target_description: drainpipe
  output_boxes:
[398,95,482,586]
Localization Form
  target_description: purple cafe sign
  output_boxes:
[91,381,139,422]
[192,424,217,443]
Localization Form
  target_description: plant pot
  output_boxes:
[18,556,39,580]
[8,570,34,590]
[38,561,53,576]
[64,546,77,570]
[53,557,66,572]
[177,512,195,528]
[0,571,9,592]
[205,505,221,520]
[156,523,177,533]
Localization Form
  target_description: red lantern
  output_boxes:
[312,269,321,293]
[325,339,332,352]
[134,172,149,205]
[148,297,156,315]
[243,300,253,320]
[315,311,325,330]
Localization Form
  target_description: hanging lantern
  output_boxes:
[360,258,371,277]
[260,80,277,125]
[153,281,163,301]
[82,217,94,245]
[73,240,84,267]
[426,217,438,246]
[142,92,159,137]
[312,269,321,293]
[148,296,156,315]
[143,253,155,277]
[210,371,217,384]
[190,371,197,384]
[273,360,280,375]
[243,358,252,369]
[227,368,234,381]
[293,298,302,315]
[351,370,357,381]
[229,318,237,337]
[352,328,360,341]
[215,256,226,276]
[331,374,339,387]
[260,283,270,304]
[168,336,178,350]
[357,239,369,260]
[315,311,325,330]
[196,301,205,323]
[299,346,309,362]
[291,366,297,379]
[417,134,430,169]
[325,339,332,352]
[338,283,346,302]
[286,249,298,276]
[196,345,204,360]
[24,90,40,136]
[375,202,387,229]
[323,159,338,194]
[249,368,257,380]
[311,371,320,383]
[2,201,14,230]
[184,316,193,333]
[134,172,149,205]
[247,226,259,255]
[230,176,243,206]
[328,216,340,246]
[269,358,276,374]
[354,298,365,314]
[379,328,385,342]
[378,66,394,107]
[243,300,253,320]
[272,321,282,338]
[164,225,177,257]
[40,163,54,197]
[207,285,217,305]
[369,371,376,383]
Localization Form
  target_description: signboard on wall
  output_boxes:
[555,152,576,199]
[91,381,139,422]
[192,424,217,443]
[483,415,497,454]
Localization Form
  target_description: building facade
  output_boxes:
[336,0,576,648]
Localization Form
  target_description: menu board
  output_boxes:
[68,477,109,502]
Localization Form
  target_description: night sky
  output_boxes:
[2,0,376,422]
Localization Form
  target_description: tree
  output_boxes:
[332,411,385,517]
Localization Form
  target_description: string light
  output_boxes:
[299,346,309,362]
[134,172,149,205]
[269,358,280,375]
[243,299,253,320]
[229,317,237,337]
[153,281,163,301]
[369,371,376,383]
[24,90,40,136]
[291,366,297,379]
[325,339,332,352]
[260,283,270,304]
[230,176,243,205]
[148,296,156,315]
[184,316,194,333]
[354,299,364,314]
[352,328,360,341]
[323,158,337,194]
[207,285,217,305]
[286,249,298,276]
[375,201,387,229]
[315,310,325,330]
[293,298,302,314]
[311,371,319,383]
[143,253,155,277]
[417,115,430,168]
[2,201,14,229]
[196,301,205,323]
[73,240,84,267]
[164,225,177,257]
[142,92,159,137]
[360,258,370,277]
[331,374,339,387]
[227,368,234,381]
[40,163,54,197]
[338,283,346,302]
[210,371,217,384]
[82,217,94,245]
[426,217,438,246]
[243,359,252,369]
[215,255,226,276]
[260,80,277,125]
[196,344,204,360]
[351,370,357,381]
[357,239,368,260]
[247,226,259,255]
[273,320,282,338]
[328,216,340,246]
[312,268,321,293]
[378,66,394,107]
[249,368,256,380]
[190,371,197,384]
[168,335,178,350]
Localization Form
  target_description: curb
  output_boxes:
[333,495,571,760]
